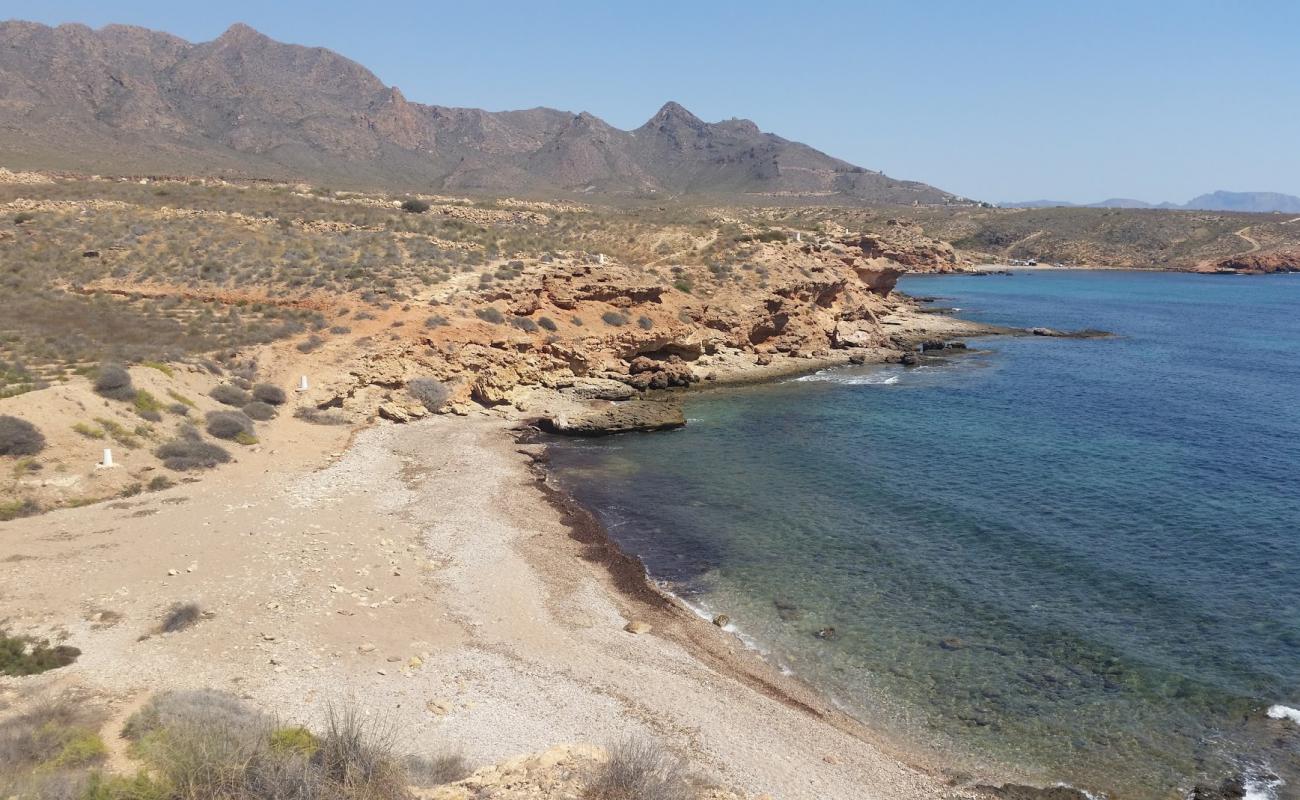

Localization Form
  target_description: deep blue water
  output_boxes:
[546,271,1300,798]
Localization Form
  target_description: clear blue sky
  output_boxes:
[16,1,1300,203]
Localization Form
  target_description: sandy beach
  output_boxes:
[0,408,999,799]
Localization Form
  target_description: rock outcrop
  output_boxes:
[1212,249,1300,274]
[538,401,686,436]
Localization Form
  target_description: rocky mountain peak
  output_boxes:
[0,19,958,204]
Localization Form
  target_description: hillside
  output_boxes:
[0,21,958,205]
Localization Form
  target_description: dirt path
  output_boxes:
[1003,230,1045,256]
[1232,225,1262,254]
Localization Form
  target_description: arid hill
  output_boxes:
[0,21,959,205]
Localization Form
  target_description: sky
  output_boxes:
[14,0,1300,203]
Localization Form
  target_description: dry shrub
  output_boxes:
[251,383,286,405]
[124,692,417,800]
[156,436,230,471]
[407,378,448,412]
[205,411,253,441]
[159,602,203,634]
[404,753,472,787]
[0,415,45,456]
[294,407,350,426]
[93,364,134,401]
[586,737,693,800]
[0,700,105,799]
[242,401,277,422]
[210,384,251,407]
[314,703,408,800]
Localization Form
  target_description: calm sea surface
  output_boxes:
[545,271,1300,798]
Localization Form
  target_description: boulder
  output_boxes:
[539,401,686,436]
[560,378,637,401]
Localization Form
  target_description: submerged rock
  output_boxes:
[976,784,1094,800]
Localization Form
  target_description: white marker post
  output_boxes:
[297,375,309,392]
[597,253,606,265]
[101,448,114,468]
[795,231,802,243]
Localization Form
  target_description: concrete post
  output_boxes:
[297,375,309,392]
[101,448,113,468]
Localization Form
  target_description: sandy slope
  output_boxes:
[0,412,986,799]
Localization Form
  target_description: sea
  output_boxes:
[544,270,1300,799]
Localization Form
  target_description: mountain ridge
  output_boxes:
[1003,191,1300,213]
[0,20,960,204]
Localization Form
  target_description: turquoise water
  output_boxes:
[545,271,1300,798]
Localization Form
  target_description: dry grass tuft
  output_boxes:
[586,737,694,800]
[158,602,204,634]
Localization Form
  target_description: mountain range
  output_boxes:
[1002,191,1300,214]
[0,20,958,204]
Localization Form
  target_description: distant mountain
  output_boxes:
[0,21,958,204]
[1183,191,1300,214]
[1004,191,1300,213]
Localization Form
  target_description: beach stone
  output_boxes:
[357,643,375,653]
[712,614,730,628]
[623,620,652,635]
[900,352,923,366]
[940,637,965,651]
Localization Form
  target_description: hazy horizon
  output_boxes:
[13,0,1300,203]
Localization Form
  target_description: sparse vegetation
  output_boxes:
[158,602,203,633]
[133,390,165,421]
[0,498,41,521]
[242,401,277,421]
[156,432,231,471]
[601,311,629,327]
[114,692,425,800]
[251,383,286,405]
[93,364,135,401]
[294,407,350,426]
[475,307,505,324]
[400,199,430,214]
[407,378,449,412]
[405,752,473,787]
[0,632,81,676]
[0,415,45,456]
[586,738,693,800]
[210,384,252,407]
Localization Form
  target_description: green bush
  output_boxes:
[0,632,80,676]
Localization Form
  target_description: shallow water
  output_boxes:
[546,271,1300,798]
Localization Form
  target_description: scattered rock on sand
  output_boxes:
[712,614,730,628]
[623,620,652,634]
[539,401,685,436]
